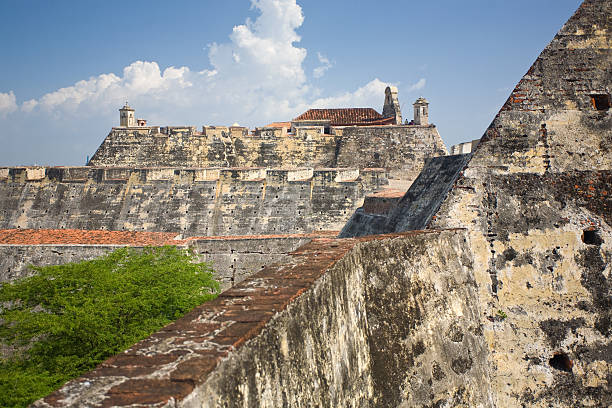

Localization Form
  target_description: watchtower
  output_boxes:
[413,97,429,126]
[119,102,136,127]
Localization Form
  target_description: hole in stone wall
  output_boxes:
[582,229,603,246]
[590,94,611,111]
[549,353,572,373]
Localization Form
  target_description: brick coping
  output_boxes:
[0,229,340,246]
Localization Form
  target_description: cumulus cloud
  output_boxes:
[7,0,390,125]
[0,91,17,115]
[16,0,308,125]
[308,79,389,108]
[22,62,198,114]
[407,78,426,92]
[313,53,333,78]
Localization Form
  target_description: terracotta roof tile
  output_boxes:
[0,229,184,246]
[0,229,340,246]
[293,108,386,126]
[263,122,291,128]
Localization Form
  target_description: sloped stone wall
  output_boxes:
[430,1,612,405]
[88,126,340,170]
[34,230,493,408]
[88,125,447,186]
[0,167,386,236]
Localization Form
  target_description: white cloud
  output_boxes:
[16,0,308,125]
[21,99,38,112]
[0,91,17,115]
[308,78,389,108]
[313,52,333,78]
[407,78,426,92]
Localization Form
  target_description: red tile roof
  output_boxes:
[263,122,291,128]
[187,231,338,241]
[293,108,386,126]
[0,229,184,246]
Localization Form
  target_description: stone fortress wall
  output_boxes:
[35,230,494,408]
[10,0,612,405]
[0,166,385,237]
[34,1,611,406]
[336,125,447,183]
[88,122,447,187]
[0,229,337,290]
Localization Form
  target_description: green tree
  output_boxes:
[0,246,219,407]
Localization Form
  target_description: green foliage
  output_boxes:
[0,246,219,407]
[496,309,508,320]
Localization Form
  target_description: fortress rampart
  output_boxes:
[87,124,446,186]
[0,166,386,236]
[337,125,447,182]
[0,229,337,290]
[34,230,492,408]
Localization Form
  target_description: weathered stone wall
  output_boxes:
[0,231,337,290]
[0,229,187,282]
[35,229,494,408]
[87,125,447,185]
[188,232,337,290]
[339,154,472,238]
[0,245,117,282]
[429,1,612,405]
[88,126,339,169]
[450,139,479,155]
[335,125,448,182]
[0,167,386,236]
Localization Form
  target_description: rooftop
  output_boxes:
[293,108,388,126]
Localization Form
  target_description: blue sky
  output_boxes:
[0,0,582,165]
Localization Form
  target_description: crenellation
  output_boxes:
[25,167,46,181]
[0,166,386,236]
[253,126,288,138]
[286,167,314,181]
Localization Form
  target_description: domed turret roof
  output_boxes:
[120,102,135,111]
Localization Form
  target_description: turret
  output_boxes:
[413,97,429,126]
[119,102,136,127]
[382,86,402,125]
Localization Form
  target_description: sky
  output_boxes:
[0,0,583,166]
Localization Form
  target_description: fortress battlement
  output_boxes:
[0,166,385,185]
[0,166,387,237]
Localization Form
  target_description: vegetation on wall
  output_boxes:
[0,246,219,407]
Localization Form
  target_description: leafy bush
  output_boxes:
[0,246,219,407]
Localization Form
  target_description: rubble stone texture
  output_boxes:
[34,230,494,408]
[87,124,446,187]
[0,167,386,236]
[430,0,612,405]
